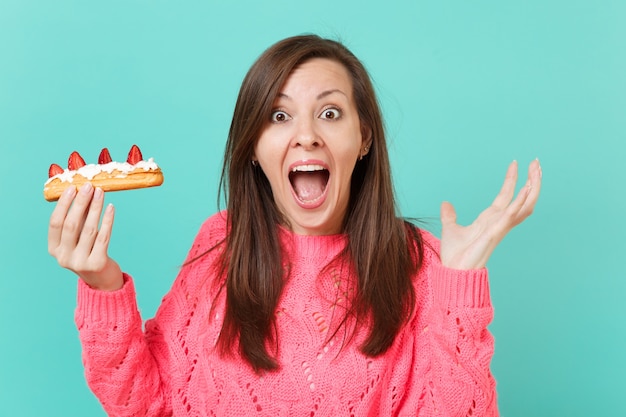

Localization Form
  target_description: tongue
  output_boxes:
[291,171,326,201]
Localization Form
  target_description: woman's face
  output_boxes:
[254,58,371,235]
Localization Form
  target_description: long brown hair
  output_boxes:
[217,34,424,371]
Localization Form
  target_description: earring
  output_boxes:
[251,160,258,167]
[359,146,369,160]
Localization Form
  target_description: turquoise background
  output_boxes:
[1,0,624,415]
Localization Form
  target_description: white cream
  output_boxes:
[45,158,160,185]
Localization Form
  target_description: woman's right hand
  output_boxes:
[48,183,124,291]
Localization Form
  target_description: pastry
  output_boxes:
[44,145,164,202]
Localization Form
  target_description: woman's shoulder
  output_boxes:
[406,221,440,255]
[184,211,229,262]
[403,222,444,279]
[417,227,440,248]
[198,210,229,236]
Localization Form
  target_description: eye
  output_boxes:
[270,110,291,123]
[320,107,341,120]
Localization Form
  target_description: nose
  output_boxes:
[292,117,323,150]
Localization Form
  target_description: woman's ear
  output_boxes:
[361,125,373,156]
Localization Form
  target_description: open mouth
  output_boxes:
[288,164,330,206]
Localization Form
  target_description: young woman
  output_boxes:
[48,35,541,416]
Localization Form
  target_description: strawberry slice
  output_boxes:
[126,144,143,164]
[68,151,86,170]
[48,163,64,178]
[98,148,112,164]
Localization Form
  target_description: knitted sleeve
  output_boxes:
[421,264,498,416]
[74,213,227,417]
[75,275,172,416]
[410,232,499,417]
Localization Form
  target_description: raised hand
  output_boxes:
[48,183,124,291]
[439,159,542,270]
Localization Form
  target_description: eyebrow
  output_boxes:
[277,89,348,100]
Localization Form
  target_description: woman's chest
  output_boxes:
[174,289,398,416]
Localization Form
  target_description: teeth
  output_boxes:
[292,164,325,172]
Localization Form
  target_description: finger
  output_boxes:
[48,186,77,255]
[504,159,542,223]
[440,201,457,228]
[490,160,518,209]
[518,159,542,217]
[74,187,106,259]
[91,202,115,259]
[505,178,532,222]
[59,183,95,250]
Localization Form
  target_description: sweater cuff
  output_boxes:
[75,273,140,329]
[431,264,491,309]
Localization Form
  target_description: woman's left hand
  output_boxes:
[439,159,542,270]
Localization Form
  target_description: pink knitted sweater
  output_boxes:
[75,212,498,416]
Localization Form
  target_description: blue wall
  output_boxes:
[1,0,624,415]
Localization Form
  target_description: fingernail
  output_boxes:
[106,203,114,214]
[94,187,103,200]
[62,186,76,199]
[80,183,92,194]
